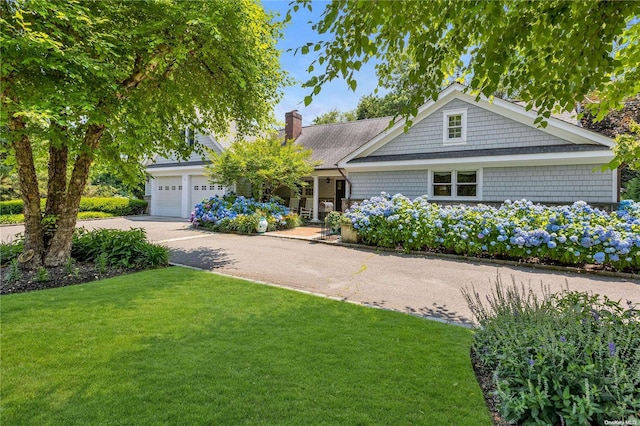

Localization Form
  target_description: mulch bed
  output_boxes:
[0,262,143,295]
[471,348,513,426]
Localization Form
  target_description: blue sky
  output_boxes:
[263,1,382,126]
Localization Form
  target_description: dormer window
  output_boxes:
[443,108,467,144]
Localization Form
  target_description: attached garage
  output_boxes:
[190,176,226,206]
[149,172,228,218]
[154,176,182,217]
[146,131,231,218]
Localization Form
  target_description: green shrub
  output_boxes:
[0,211,115,225]
[78,197,147,215]
[71,227,168,269]
[0,238,24,266]
[463,277,640,425]
[0,200,24,215]
[0,214,25,224]
[0,197,147,217]
[622,177,640,201]
[77,212,114,220]
[4,259,21,282]
[127,199,148,215]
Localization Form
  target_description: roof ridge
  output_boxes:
[303,115,394,129]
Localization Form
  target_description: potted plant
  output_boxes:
[324,211,342,235]
[340,215,359,244]
[255,210,268,234]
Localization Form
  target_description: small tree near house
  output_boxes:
[205,132,317,203]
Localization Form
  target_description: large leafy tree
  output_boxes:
[297,1,639,129]
[312,109,356,125]
[206,133,316,202]
[1,0,286,267]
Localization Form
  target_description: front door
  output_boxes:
[335,179,346,211]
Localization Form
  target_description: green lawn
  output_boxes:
[1,267,491,425]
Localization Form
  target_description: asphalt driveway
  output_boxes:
[2,216,639,325]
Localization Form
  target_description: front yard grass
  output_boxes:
[1,267,491,425]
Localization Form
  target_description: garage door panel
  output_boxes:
[155,177,182,217]
[191,176,226,207]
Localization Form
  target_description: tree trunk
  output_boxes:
[10,116,45,268]
[43,142,69,250]
[45,142,68,217]
[44,124,105,266]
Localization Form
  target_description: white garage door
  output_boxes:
[155,176,182,217]
[190,176,226,207]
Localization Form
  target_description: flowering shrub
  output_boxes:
[345,193,640,272]
[463,278,640,425]
[190,194,301,233]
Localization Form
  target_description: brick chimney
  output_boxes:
[285,110,302,141]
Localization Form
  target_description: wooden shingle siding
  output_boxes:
[482,164,613,204]
[349,170,429,199]
[371,99,574,157]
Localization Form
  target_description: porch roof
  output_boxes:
[283,117,393,170]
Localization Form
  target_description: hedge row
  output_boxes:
[0,198,147,216]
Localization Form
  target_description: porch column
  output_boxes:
[344,180,351,212]
[181,174,191,218]
[311,175,320,223]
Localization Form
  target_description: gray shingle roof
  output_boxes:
[347,143,608,164]
[293,117,393,169]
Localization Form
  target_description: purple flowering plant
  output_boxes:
[463,278,640,425]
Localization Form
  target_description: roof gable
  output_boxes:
[338,84,614,167]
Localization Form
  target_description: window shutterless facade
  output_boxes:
[430,170,480,200]
[442,108,467,144]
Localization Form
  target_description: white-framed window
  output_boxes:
[442,108,467,144]
[178,185,182,190]
[159,186,163,191]
[171,186,176,190]
[209,185,215,190]
[302,182,313,197]
[194,185,199,191]
[430,170,480,199]
[184,128,195,146]
[217,185,223,190]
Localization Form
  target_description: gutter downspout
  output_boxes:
[335,164,352,211]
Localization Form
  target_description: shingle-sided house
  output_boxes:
[337,84,617,208]
[145,84,617,218]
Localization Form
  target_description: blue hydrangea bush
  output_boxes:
[190,194,301,233]
[463,278,640,425]
[345,194,640,272]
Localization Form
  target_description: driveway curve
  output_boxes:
[3,216,639,325]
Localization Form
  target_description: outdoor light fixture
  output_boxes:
[326,178,331,184]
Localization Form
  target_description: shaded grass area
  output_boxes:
[1,267,491,425]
